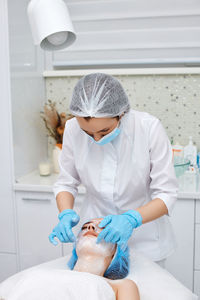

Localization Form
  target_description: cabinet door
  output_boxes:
[195,224,200,270]
[196,200,200,223]
[194,271,200,298]
[16,191,62,270]
[0,253,17,283]
[165,198,195,291]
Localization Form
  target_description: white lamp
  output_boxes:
[27,0,76,51]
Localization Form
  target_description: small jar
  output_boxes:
[39,161,51,176]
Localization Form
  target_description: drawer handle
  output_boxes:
[22,197,51,202]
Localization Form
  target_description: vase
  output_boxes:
[52,144,62,173]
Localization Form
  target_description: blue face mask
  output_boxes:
[90,123,121,145]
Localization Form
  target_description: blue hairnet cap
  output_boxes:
[103,243,130,280]
[67,243,129,280]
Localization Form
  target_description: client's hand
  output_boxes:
[49,209,80,245]
[96,210,142,247]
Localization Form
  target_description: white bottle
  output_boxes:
[183,136,197,166]
[183,165,197,192]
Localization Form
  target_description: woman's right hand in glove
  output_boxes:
[48,209,80,246]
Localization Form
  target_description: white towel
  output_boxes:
[0,269,115,300]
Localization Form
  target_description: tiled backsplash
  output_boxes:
[45,73,200,150]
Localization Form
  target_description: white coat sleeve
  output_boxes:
[148,118,179,216]
[53,123,81,199]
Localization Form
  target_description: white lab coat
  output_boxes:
[53,109,179,261]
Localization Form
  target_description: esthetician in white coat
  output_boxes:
[49,73,179,267]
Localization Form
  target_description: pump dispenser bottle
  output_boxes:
[183,136,197,166]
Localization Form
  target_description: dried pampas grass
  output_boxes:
[40,99,73,145]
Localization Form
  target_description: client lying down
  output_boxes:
[68,218,140,300]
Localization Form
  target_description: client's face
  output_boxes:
[76,218,116,263]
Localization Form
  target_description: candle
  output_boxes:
[39,161,51,176]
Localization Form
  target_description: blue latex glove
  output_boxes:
[49,209,80,246]
[96,210,142,246]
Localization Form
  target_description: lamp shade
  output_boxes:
[27,0,76,51]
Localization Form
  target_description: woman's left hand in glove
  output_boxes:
[96,210,143,246]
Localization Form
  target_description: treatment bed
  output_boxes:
[0,251,198,300]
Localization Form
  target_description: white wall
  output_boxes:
[0,0,18,281]
[8,0,47,179]
[47,0,200,69]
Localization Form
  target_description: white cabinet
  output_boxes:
[15,190,84,271]
[194,271,200,297]
[165,197,200,298]
[165,198,195,290]
[194,202,200,298]
[196,201,200,223]
[195,224,200,270]
[0,254,17,283]
[16,191,62,270]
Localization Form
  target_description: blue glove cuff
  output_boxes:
[58,209,76,221]
[122,210,143,228]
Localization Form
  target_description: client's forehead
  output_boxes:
[92,218,103,222]
[82,218,102,226]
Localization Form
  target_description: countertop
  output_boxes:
[14,170,200,199]
[14,170,86,194]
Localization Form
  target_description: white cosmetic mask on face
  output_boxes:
[76,234,115,257]
[74,234,116,275]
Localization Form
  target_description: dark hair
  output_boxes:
[84,116,120,122]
